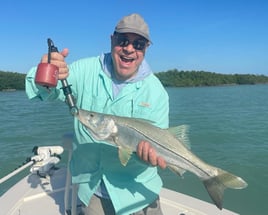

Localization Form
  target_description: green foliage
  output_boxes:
[1,69,268,91]
[0,70,26,91]
[155,69,268,87]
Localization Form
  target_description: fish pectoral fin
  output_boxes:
[118,146,133,166]
[168,164,186,177]
[168,125,191,149]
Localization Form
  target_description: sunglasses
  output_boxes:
[114,34,148,51]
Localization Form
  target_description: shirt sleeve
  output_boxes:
[25,66,64,101]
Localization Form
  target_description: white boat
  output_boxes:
[0,145,239,215]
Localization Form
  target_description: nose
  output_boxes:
[122,43,135,53]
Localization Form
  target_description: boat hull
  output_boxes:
[0,167,239,215]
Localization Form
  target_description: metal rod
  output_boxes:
[0,161,34,184]
[47,38,79,115]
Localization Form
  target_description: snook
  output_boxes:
[76,109,247,210]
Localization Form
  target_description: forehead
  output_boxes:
[116,32,146,41]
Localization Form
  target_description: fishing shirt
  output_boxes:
[25,53,169,215]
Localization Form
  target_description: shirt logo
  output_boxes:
[139,102,150,107]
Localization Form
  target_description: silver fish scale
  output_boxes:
[109,115,212,179]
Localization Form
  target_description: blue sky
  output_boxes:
[1,0,268,75]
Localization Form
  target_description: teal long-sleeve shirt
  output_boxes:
[25,54,169,215]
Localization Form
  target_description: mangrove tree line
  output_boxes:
[155,69,268,87]
[1,69,268,91]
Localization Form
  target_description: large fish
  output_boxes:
[76,109,247,210]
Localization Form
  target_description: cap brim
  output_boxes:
[115,28,151,43]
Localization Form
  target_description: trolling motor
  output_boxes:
[30,146,64,177]
[35,38,78,115]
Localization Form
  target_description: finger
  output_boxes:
[157,156,167,169]
[148,147,157,166]
[41,48,68,62]
[50,52,66,61]
[50,60,67,69]
[137,141,143,158]
[61,48,69,57]
[58,68,69,80]
[58,66,69,74]
[142,141,150,162]
[41,53,64,65]
[41,54,48,63]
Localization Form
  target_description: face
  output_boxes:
[111,33,149,81]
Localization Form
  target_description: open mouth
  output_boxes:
[120,56,134,63]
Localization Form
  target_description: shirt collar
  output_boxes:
[99,53,152,83]
[99,53,152,98]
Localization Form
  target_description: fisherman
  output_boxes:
[25,13,169,215]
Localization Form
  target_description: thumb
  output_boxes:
[61,48,69,58]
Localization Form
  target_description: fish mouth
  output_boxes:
[76,110,117,140]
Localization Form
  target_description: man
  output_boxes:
[26,13,169,215]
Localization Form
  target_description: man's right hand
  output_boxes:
[41,48,69,80]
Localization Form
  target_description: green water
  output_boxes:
[1,85,267,215]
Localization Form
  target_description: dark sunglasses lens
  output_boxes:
[133,40,146,50]
[117,36,129,47]
[115,35,147,50]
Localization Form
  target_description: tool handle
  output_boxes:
[48,38,78,115]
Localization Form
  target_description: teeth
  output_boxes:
[121,56,134,62]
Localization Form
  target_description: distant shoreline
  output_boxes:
[1,88,16,92]
[1,70,268,90]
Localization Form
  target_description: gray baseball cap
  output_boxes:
[115,13,151,42]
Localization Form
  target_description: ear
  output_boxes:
[142,42,150,55]
[145,42,150,50]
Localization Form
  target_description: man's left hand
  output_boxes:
[137,141,167,169]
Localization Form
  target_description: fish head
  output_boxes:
[76,109,117,140]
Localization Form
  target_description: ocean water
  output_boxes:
[0,85,267,215]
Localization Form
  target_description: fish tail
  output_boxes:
[203,168,248,210]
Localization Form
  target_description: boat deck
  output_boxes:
[0,167,239,215]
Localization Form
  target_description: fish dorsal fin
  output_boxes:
[130,117,156,125]
[168,125,190,149]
